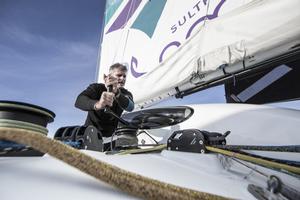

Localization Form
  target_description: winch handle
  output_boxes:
[223,131,231,138]
[104,108,130,126]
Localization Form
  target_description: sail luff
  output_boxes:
[95,0,108,82]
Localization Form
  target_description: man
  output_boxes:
[75,63,134,143]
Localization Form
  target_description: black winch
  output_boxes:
[0,100,55,156]
[54,125,103,152]
[167,129,230,153]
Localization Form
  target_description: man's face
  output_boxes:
[110,68,127,88]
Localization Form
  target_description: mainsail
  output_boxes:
[98,0,300,108]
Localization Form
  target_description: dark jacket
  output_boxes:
[75,83,134,137]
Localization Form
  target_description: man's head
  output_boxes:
[108,63,128,88]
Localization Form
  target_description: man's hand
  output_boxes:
[94,92,115,110]
[104,74,118,93]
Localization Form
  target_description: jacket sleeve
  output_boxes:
[115,88,134,112]
[75,84,101,111]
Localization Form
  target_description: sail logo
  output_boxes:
[133,0,225,79]
[106,0,166,38]
[105,0,226,79]
[170,0,208,34]
[105,0,167,78]
[159,0,225,63]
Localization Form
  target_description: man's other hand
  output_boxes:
[94,92,115,110]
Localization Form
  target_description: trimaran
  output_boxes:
[1,0,300,199]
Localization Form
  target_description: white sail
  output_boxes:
[98,0,300,108]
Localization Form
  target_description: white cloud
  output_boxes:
[1,24,99,81]
[2,24,98,60]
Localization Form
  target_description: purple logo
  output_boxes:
[128,0,226,78]
[130,56,146,78]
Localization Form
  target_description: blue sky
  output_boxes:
[1,0,299,136]
[0,0,105,134]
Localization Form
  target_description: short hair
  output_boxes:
[109,63,127,72]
